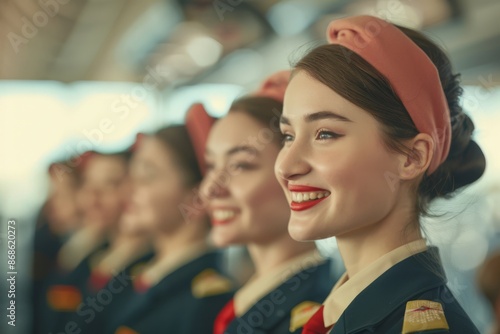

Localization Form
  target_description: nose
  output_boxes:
[275,141,311,181]
[200,168,230,201]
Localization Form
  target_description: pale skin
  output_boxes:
[275,71,435,278]
[76,155,130,240]
[201,111,315,276]
[127,137,208,283]
[58,155,131,270]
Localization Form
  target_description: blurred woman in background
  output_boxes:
[105,125,234,334]
[49,140,154,334]
[199,71,334,334]
[32,159,80,334]
[36,150,132,334]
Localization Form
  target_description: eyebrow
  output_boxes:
[280,111,352,125]
[226,145,259,156]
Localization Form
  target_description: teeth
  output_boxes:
[212,210,237,220]
[291,191,330,203]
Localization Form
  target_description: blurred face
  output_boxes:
[77,155,129,230]
[46,173,80,235]
[200,112,290,247]
[126,137,191,234]
[275,71,402,241]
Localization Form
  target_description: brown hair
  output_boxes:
[294,25,485,216]
[229,96,284,145]
[153,125,202,187]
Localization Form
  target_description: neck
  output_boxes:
[97,233,151,272]
[336,201,422,279]
[247,233,316,276]
[152,218,208,260]
[113,233,151,256]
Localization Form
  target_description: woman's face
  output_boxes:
[77,155,129,230]
[47,173,80,235]
[201,111,290,247]
[126,137,191,234]
[275,71,403,241]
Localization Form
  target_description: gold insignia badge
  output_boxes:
[115,326,140,334]
[191,269,233,298]
[46,285,82,311]
[402,300,449,333]
[289,301,321,332]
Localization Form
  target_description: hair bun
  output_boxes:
[423,137,485,200]
[451,139,486,189]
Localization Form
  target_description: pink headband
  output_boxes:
[129,133,145,152]
[185,103,216,175]
[185,70,291,174]
[327,15,451,174]
[254,70,291,102]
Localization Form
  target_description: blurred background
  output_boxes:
[0,0,499,333]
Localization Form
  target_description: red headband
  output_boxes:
[254,70,291,102]
[129,133,145,152]
[185,71,290,175]
[74,151,96,174]
[327,15,451,174]
[185,103,216,175]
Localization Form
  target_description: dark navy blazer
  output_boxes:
[225,260,333,334]
[105,250,235,334]
[330,248,479,333]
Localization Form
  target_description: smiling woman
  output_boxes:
[275,15,486,334]
[198,71,335,334]
[103,125,235,334]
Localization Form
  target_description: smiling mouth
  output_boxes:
[289,190,331,211]
[290,191,330,203]
[210,209,238,226]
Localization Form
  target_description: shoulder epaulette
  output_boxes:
[290,301,322,332]
[46,285,82,311]
[402,300,449,333]
[191,268,233,298]
[115,325,140,334]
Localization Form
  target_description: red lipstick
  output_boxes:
[288,185,327,192]
[290,198,328,211]
[288,184,330,211]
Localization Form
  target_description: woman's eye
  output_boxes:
[281,133,294,144]
[205,162,214,172]
[229,162,254,171]
[316,130,342,140]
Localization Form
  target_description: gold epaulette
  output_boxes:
[402,300,449,333]
[46,285,82,311]
[290,301,322,332]
[191,269,233,298]
[115,325,140,334]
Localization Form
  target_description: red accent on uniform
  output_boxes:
[302,305,333,334]
[213,299,236,334]
[133,275,151,293]
[88,270,112,292]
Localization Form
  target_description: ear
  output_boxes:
[180,185,207,221]
[398,133,434,180]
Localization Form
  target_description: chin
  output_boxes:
[210,230,238,248]
[288,221,316,242]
